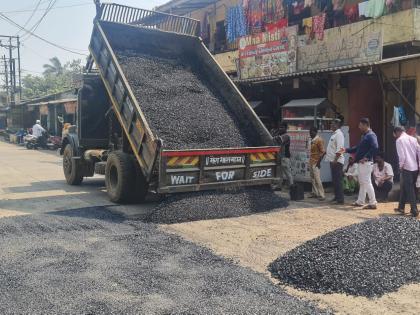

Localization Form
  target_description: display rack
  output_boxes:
[282,98,336,131]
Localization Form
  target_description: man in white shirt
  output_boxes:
[393,127,420,217]
[32,120,46,138]
[325,119,345,204]
[372,152,394,202]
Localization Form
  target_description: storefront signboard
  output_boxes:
[238,25,298,79]
[40,105,49,115]
[64,101,77,114]
[297,31,382,72]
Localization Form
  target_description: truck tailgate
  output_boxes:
[159,147,280,193]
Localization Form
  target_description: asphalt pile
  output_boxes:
[268,216,420,298]
[116,50,260,150]
[143,187,289,224]
[0,207,325,315]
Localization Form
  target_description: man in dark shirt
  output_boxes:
[272,121,293,190]
[345,118,379,209]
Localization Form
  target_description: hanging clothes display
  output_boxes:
[265,18,288,31]
[344,3,359,23]
[302,17,313,38]
[358,1,369,17]
[391,105,408,127]
[332,0,346,27]
[365,0,385,18]
[245,0,263,34]
[313,13,326,40]
[226,5,247,43]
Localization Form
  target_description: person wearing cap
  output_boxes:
[32,119,46,138]
[325,119,345,204]
[344,118,379,209]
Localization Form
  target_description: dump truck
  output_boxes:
[62,3,280,203]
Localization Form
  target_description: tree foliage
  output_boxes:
[22,57,83,100]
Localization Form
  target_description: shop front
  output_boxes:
[233,20,420,182]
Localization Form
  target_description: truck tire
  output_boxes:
[63,144,84,185]
[105,151,135,203]
[132,159,149,203]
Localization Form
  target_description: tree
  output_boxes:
[42,57,64,76]
[22,57,83,100]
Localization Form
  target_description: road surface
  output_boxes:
[0,141,324,314]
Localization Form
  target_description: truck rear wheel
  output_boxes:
[105,151,136,203]
[63,144,84,185]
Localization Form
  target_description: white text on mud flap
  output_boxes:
[252,168,272,179]
[215,171,235,181]
[171,175,195,185]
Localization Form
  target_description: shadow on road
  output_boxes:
[3,178,104,194]
[47,206,127,223]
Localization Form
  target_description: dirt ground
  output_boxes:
[164,198,420,315]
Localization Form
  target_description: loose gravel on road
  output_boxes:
[269,216,420,298]
[0,207,325,315]
[143,187,288,224]
[117,50,260,150]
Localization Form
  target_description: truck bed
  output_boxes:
[116,50,259,150]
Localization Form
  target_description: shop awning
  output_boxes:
[235,53,420,84]
[38,99,77,106]
[282,98,328,108]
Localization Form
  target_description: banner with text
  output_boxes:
[297,31,382,72]
[238,25,298,80]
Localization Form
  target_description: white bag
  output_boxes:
[417,174,420,188]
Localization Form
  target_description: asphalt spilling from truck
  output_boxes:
[0,207,326,315]
[116,50,261,150]
[268,216,420,298]
[144,187,288,224]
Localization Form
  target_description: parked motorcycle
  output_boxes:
[25,132,59,150]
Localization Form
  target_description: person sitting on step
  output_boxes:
[372,152,394,202]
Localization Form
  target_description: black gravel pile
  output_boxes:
[143,187,289,224]
[269,216,420,298]
[116,50,260,150]
[0,208,325,315]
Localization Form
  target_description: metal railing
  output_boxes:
[98,3,200,37]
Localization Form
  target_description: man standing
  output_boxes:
[32,120,46,138]
[345,118,378,209]
[393,127,419,217]
[272,121,293,190]
[325,119,345,204]
[309,126,326,200]
[372,152,394,202]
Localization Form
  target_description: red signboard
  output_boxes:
[238,25,298,80]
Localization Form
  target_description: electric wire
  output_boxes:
[0,13,88,56]
[20,0,57,42]
[16,0,43,36]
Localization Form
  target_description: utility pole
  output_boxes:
[0,35,22,105]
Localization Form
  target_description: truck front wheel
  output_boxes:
[63,144,84,185]
[105,151,135,203]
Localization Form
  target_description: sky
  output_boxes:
[0,0,169,76]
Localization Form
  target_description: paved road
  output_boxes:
[0,141,153,218]
[0,141,325,314]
